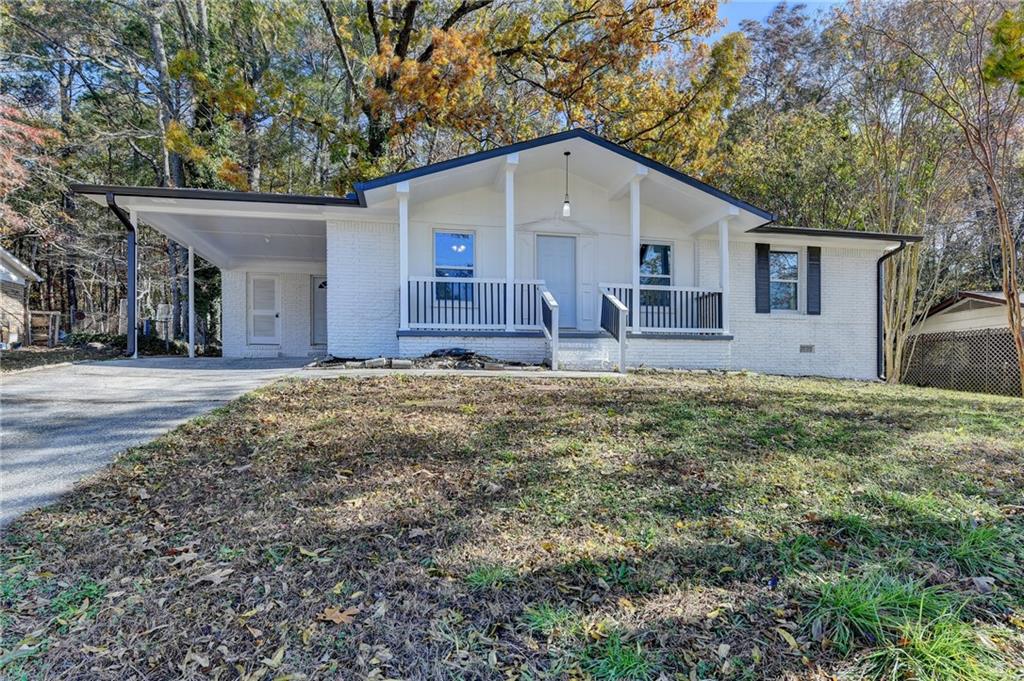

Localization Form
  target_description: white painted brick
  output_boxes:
[398,335,548,364]
[326,220,400,358]
[627,336,732,370]
[221,269,325,358]
[724,242,879,380]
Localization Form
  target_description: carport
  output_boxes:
[71,185,367,358]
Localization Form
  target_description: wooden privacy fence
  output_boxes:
[904,329,1022,397]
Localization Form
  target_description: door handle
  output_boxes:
[275,313,280,318]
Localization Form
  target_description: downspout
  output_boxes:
[105,192,137,358]
[876,240,908,380]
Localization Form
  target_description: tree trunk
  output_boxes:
[169,240,180,338]
[986,176,1024,396]
[146,0,185,188]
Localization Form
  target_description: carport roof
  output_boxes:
[70,184,360,206]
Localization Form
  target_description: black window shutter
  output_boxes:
[755,243,770,313]
[807,246,821,315]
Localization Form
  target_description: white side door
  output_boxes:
[311,276,327,345]
[249,275,280,344]
[536,235,577,328]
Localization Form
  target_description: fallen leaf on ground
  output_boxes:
[317,605,359,625]
[776,627,799,650]
[194,568,233,586]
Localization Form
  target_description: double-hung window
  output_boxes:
[769,250,799,311]
[639,242,672,306]
[434,230,475,301]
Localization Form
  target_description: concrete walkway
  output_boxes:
[0,357,308,528]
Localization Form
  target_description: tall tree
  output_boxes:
[870,1,1024,394]
[839,3,962,382]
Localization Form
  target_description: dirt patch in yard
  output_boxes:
[0,344,120,373]
[1,374,1022,679]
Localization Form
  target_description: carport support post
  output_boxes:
[188,246,195,358]
[129,210,138,359]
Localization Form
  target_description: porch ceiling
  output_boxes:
[73,189,375,271]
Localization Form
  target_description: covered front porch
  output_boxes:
[358,132,762,368]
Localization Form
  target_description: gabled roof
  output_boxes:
[0,246,41,284]
[926,290,1023,318]
[352,128,774,220]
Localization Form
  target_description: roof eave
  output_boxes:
[747,224,924,243]
[0,246,42,282]
[70,183,362,207]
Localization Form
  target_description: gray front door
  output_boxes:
[536,235,576,327]
[311,276,327,345]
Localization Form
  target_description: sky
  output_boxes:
[712,0,843,39]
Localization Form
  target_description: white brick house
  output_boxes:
[73,130,919,379]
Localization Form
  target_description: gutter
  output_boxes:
[104,192,137,358]
[876,240,911,380]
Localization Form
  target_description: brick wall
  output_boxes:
[398,335,549,364]
[628,336,732,370]
[221,269,324,358]
[724,241,880,380]
[326,220,400,359]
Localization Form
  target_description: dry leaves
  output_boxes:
[317,605,359,625]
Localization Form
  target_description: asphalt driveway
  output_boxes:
[0,357,308,528]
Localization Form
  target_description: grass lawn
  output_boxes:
[0,346,120,373]
[1,373,1022,680]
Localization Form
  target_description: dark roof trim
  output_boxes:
[352,128,774,220]
[748,224,924,243]
[926,291,1020,318]
[70,183,362,207]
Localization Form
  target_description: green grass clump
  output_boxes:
[580,632,655,680]
[464,564,516,589]
[860,615,1005,681]
[522,603,578,636]
[948,524,1020,579]
[50,579,106,624]
[804,573,950,654]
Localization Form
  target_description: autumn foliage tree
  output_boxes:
[0,101,57,233]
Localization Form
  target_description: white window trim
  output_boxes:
[769,247,802,314]
[432,228,477,305]
[432,227,477,278]
[639,239,674,287]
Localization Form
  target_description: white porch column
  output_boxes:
[397,181,410,330]
[504,153,518,331]
[188,246,195,357]
[629,165,647,332]
[718,219,730,335]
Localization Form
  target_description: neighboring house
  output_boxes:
[0,246,42,348]
[72,129,919,378]
[904,290,1023,396]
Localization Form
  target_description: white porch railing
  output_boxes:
[407,277,545,330]
[600,283,725,334]
[600,288,629,372]
[539,286,559,370]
